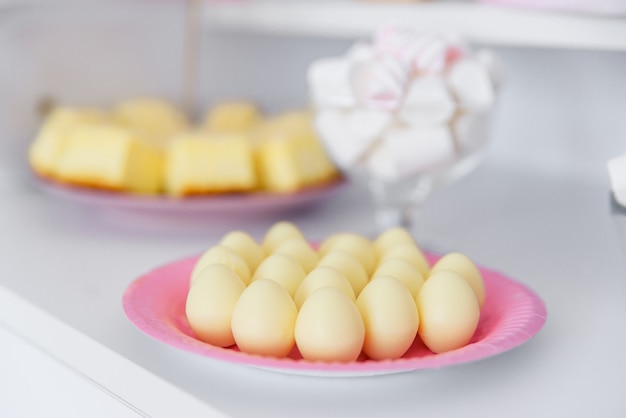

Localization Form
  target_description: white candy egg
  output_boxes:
[220,230,265,272]
[357,276,419,360]
[185,264,245,347]
[231,279,297,357]
[252,253,306,298]
[318,233,378,276]
[373,227,415,256]
[380,243,430,278]
[274,239,319,273]
[430,252,486,307]
[317,251,369,296]
[295,287,365,362]
[294,266,355,309]
[262,221,305,253]
[191,245,251,286]
[372,258,425,298]
[417,270,480,354]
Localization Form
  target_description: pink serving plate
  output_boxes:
[123,253,547,376]
[35,175,346,216]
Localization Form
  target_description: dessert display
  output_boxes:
[29,99,340,197]
[184,221,487,361]
[124,227,547,374]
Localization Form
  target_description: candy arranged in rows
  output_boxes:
[186,222,485,362]
[29,99,339,196]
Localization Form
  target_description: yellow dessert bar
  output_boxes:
[55,124,163,194]
[112,98,188,148]
[204,102,260,132]
[29,107,106,177]
[165,132,257,196]
[255,112,338,192]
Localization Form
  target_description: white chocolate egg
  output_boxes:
[252,253,306,298]
[294,266,355,309]
[317,251,369,296]
[417,270,480,353]
[220,230,265,272]
[185,264,245,347]
[318,233,378,276]
[262,221,305,253]
[295,287,365,362]
[317,233,340,257]
[372,258,425,298]
[191,245,251,286]
[231,279,297,357]
[356,276,419,360]
[373,227,415,256]
[274,239,319,273]
[430,252,485,307]
[380,243,430,278]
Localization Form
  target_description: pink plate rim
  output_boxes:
[122,252,547,376]
[34,173,347,214]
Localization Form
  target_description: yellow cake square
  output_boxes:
[55,124,163,194]
[255,112,338,192]
[112,98,188,148]
[204,102,260,132]
[165,132,257,196]
[29,107,106,177]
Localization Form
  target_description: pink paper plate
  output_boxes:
[35,175,346,216]
[123,253,547,376]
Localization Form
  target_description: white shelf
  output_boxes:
[203,1,626,51]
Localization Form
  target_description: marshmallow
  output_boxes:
[452,111,490,154]
[474,49,505,90]
[374,29,467,77]
[348,107,391,144]
[368,125,456,181]
[315,108,390,168]
[400,75,456,126]
[608,154,626,207]
[308,57,356,107]
[411,36,450,75]
[374,26,423,68]
[347,42,375,63]
[366,141,401,182]
[448,59,495,110]
[351,55,410,110]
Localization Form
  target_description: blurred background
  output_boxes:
[0,0,625,192]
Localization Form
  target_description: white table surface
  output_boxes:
[1,155,625,417]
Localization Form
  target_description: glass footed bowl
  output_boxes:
[312,103,494,234]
